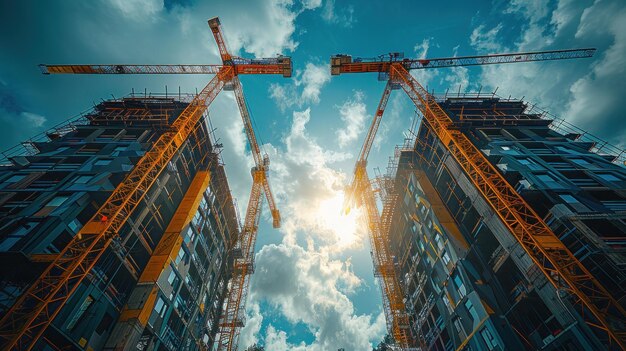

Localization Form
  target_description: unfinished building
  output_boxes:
[389,96,626,350]
[0,96,239,350]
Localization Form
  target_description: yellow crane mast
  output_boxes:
[334,48,626,349]
[0,17,289,351]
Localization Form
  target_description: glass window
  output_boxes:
[500,146,520,155]
[0,222,37,251]
[154,296,167,317]
[453,273,467,297]
[556,146,578,154]
[598,173,621,182]
[4,175,25,184]
[36,196,69,216]
[185,227,196,243]
[441,250,451,265]
[518,158,543,171]
[442,295,453,313]
[167,269,181,296]
[559,194,579,204]
[47,196,68,207]
[94,159,112,166]
[175,248,186,265]
[465,299,479,321]
[68,219,82,233]
[0,237,21,251]
[537,173,563,188]
[74,175,92,184]
[480,326,499,350]
[571,158,590,166]
[66,295,94,331]
[435,234,444,251]
[453,317,464,334]
[148,296,168,327]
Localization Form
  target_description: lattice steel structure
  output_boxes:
[0,16,289,351]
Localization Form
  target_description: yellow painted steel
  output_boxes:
[414,170,468,250]
[119,170,210,326]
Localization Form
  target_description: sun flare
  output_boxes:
[316,191,363,247]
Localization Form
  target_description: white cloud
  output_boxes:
[239,303,264,348]
[233,107,380,349]
[21,112,47,128]
[467,0,626,146]
[269,62,331,112]
[321,0,355,27]
[270,108,360,248]
[301,0,322,10]
[106,0,163,21]
[564,0,626,144]
[470,23,505,52]
[250,243,386,351]
[504,0,555,50]
[414,38,432,58]
[410,38,439,90]
[336,91,367,148]
[300,63,331,104]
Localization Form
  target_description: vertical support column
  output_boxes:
[105,170,210,350]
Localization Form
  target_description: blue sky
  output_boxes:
[1,0,625,350]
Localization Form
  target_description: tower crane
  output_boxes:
[0,17,288,351]
[335,48,626,350]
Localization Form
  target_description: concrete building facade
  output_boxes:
[0,97,239,350]
[389,97,626,350]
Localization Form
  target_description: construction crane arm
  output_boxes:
[218,176,264,351]
[340,80,412,347]
[0,68,232,351]
[208,17,233,63]
[343,81,393,214]
[208,16,292,78]
[39,64,224,75]
[358,80,393,164]
[40,63,292,76]
[331,48,596,75]
[260,165,281,228]
[359,169,412,347]
[232,78,281,228]
[389,63,626,348]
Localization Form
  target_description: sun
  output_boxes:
[316,191,363,247]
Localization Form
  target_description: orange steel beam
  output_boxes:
[331,48,596,75]
[40,64,223,75]
[389,63,626,349]
[342,82,414,348]
[231,78,280,228]
[215,78,281,351]
[40,63,290,76]
[344,81,393,212]
[358,167,412,347]
[208,17,232,63]
[217,171,264,351]
[32,16,289,351]
[117,171,210,328]
[0,67,232,351]
[232,77,263,168]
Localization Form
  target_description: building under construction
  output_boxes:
[0,96,239,350]
[389,96,626,350]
